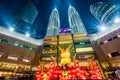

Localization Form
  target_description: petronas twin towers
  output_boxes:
[46,6,86,36]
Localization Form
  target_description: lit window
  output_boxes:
[8,56,18,60]
[42,58,51,61]
[78,55,85,59]
[117,34,120,38]
[14,42,18,46]
[80,42,85,44]
[23,58,31,62]
[76,47,93,52]
[103,40,108,44]
[108,54,112,58]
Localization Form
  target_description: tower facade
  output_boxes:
[68,6,86,34]
[46,8,60,36]
[11,1,38,34]
[42,6,98,71]
[90,2,120,26]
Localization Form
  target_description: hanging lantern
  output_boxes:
[54,74,57,78]
[72,69,76,74]
[76,67,79,72]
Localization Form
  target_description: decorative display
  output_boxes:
[36,45,103,79]
[58,44,72,66]
[36,60,103,80]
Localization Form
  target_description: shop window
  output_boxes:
[75,42,79,45]
[111,52,120,57]
[85,41,91,44]
[99,41,104,45]
[108,38,112,42]
[113,36,118,40]
[44,45,50,48]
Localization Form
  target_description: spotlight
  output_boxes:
[97,25,106,31]
[26,33,30,37]
[114,17,120,23]
[100,26,106,31]
[9,27,14,31]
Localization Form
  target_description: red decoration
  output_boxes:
[36,61,103,79]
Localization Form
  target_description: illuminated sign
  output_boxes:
[60,28,71,34]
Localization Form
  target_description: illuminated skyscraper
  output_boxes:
[11,1,38,34]
[68,6,86,34]
[46,8,60,36]
[90,2,120,26]
[42,6,97,69]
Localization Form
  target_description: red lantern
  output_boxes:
[55,70,58,74]
[68,70,71,74]
[68,75,71,78]
[72,69,76,73]
[50,69,53,72]
[36,71,40,75]
[76,68,79,72]
[54,74,57,78]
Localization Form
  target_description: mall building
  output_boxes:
[90,1,120,77]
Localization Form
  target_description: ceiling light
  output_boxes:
[100,26,106,31]
[26,33,30,37]
[114,17,120,23]
[98,25,106,31]
[9,27,14,31]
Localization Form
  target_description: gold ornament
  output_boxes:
[58,44,72,66]
[87,55,94,69]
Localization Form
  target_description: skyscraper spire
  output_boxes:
[68,6,86,34]
[46,8,60,36]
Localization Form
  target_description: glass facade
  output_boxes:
[90,2,120,25]
[68,6,86,34]
[73,33,94,60]
[11,1,38,34]
[46,8,60,36]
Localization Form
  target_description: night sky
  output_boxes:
[0,0,119,39]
